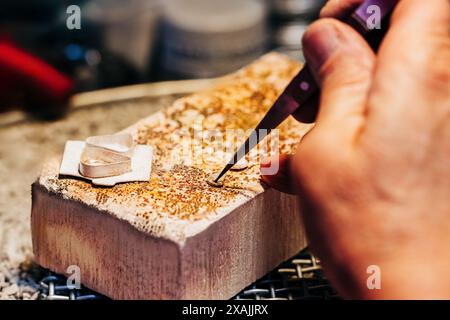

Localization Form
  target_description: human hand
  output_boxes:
[262,0,450,299]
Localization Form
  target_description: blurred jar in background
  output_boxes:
[160,0,268,79]
[83,0,162,77]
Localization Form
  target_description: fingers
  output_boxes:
[260,154,297,194]
[320,0,364,19]
[302,18,376,141]
[366,0,450,131]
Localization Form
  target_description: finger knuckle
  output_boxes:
[321,52,373,86]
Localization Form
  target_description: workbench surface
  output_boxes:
[0,92,180,299]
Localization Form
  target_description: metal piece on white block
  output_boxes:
[59,141,153,186]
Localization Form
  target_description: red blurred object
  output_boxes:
[0,38,74,118]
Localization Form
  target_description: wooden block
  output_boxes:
[31,53,313,299]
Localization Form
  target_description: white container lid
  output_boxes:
[164,0,266,33]
[162,0,268,78]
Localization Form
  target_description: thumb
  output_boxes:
[302,18,376,141]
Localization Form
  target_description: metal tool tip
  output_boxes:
[207,175,224,188]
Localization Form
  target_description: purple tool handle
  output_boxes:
[288,0,399,108]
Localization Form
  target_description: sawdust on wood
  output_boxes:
[38,53,313,244]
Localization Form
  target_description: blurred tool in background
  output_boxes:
[0,0,323,118]
[0,38,73,119]
[0,0,74,118]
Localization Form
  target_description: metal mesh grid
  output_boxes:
[37,249,338,300]
[235,250,337,300]
[38,275,104,300]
